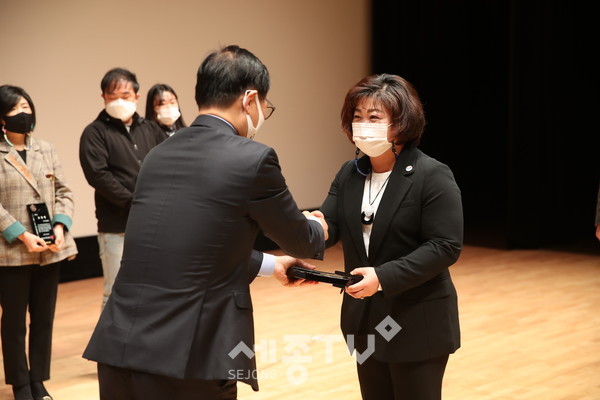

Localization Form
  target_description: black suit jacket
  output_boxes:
[83,115,325,391]
[320,147,463,362]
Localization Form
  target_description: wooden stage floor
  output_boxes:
[1,243,599,399]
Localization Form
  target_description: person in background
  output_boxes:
[317,74,463,400]
[145,83,186,137]
[0,85,78,400]
[83,45,327,400]
[79,68,165,309]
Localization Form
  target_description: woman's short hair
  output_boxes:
[195,45,270,109]
[340,74,425,149]
[0,85,36,130]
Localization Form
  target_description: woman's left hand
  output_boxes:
[345,267,380,299]
[49,224,64,252]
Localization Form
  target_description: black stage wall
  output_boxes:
[371,0,599,249]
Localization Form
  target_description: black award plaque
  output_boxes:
[27,203,55,244]
[287,266,363,289]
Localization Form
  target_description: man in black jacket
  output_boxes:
[79,67,165,309]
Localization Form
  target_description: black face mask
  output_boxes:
[3,112,35,134]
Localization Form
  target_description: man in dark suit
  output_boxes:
[83,45,327,400]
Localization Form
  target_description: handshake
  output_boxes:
[270,209,379,300]
[268,209,328,288]
[302,209,328,241]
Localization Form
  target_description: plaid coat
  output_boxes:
[0,136,77,266]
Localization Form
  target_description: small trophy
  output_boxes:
[27,203,55,244]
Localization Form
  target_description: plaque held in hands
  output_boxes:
[27,203,55,244]
[287,266,363,289]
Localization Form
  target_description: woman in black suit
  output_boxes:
[319,74,463,400]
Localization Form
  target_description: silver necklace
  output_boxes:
[361,172,391,225]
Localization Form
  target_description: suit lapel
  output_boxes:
[367,147,419,262]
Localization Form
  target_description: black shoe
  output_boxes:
[30,382,52,400]
[12,384,33,400]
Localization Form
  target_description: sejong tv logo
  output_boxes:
[228,341,255,360]
[347,315,402,364]
[228,315,402,366]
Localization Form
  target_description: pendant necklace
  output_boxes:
[361,172,391,225]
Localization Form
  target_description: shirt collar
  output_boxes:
[203,114,237,133]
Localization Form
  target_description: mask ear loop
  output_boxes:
[354,148,370,176]
[242,90,258,111]
[243,90,262,140]
[2,124,12,147]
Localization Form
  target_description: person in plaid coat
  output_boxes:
[0,85,78,400]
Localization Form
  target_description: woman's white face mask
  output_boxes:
[155,106,181,126]
[352,123,392,157]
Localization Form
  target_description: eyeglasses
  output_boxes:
[265,99,275,120]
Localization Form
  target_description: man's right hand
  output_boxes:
[273,255,319,287]
[303,210,329,241]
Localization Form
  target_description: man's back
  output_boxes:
[83,115,324,388]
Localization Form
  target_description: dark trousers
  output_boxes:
[0,263,60,386]
[356,354,449,400]
[97,364,238,400]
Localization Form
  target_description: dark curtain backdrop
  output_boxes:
[371,0,599,249]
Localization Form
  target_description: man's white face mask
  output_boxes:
[243,90,265,140]
[352,122,392,157]
[105,99,137,122]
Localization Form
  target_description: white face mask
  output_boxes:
[243,90,265,140]
[155,106,181,126]
[352,123,392,157]
[105,99,137,122]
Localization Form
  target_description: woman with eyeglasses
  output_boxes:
[317,74,463,400]
[0,85,78,400]
[145,83,187,137]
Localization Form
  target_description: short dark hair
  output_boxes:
[101,67,140,94]
[341,74,425,149]
[195,45,270,109]
[0,85,36,130]
[145,83,186,130]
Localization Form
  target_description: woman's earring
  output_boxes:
[392,143,399,159]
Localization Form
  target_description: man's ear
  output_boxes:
[242,90,258,114]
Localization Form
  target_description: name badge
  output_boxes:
[27,203,55,244]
